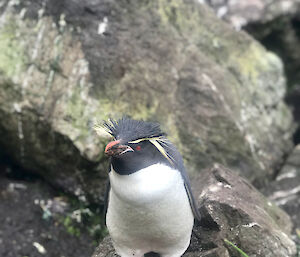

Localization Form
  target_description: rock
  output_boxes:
[204,0,300,139]
[0,171,94,257]
[205,0,300,90]
[263,145,300,232]
[190,164,296,257]
[286,86,300,144]
[246,17,300,90]
[204,0,300,30]
[92,237,118,257]
[0,0,294,201]
[92,164,296,257]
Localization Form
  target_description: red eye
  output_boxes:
[136,145,141,151]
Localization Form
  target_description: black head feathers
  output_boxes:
[103,117,166,142]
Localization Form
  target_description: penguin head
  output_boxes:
[102,117,178,175]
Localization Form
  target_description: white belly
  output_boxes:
[106,163,194,257]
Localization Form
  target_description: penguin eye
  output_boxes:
[135,145,141,151]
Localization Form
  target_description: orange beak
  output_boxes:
[105,140,121,154]
[105,140,134,156]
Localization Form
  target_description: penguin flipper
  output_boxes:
[103,178,110,225]
[184,180,201,222]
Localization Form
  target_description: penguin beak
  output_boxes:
[105,140,134,156]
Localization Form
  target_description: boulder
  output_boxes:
[0,0,294,201]
[245,16,300,91]
[92,164,296,257]
[263,144,300,256]
[263,144,300,232]
[205,0,300,148]
[204,0,300,136]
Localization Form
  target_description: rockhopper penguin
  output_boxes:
[101,117,201,257]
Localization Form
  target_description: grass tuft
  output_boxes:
[224,239,249,257]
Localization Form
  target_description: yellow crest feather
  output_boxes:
[149,138,174,165]
[93,124,114,138]
[129,137,173,164]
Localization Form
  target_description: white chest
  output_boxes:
[106,163,194,257]
[109,163,185,204]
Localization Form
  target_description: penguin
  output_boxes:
[101,117,200,257]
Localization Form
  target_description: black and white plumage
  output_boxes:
[101,117,200,257]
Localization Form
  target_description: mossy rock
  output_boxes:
[0,0,295,202]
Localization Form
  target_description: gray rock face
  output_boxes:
[0,0,294,202]
[92,164,296,257]
[263,145,300,232]
[246,16,300,91]
[206,0,300,146]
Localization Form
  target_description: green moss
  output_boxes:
[157,0,203,35]
[153,0,280,86]
[57,195,107,241]
[0,16,26,78]
[97,98,119,120]
[227,43,280,83]
[67,88,85,121]
[63,216,81,237]
[66,86,115,133]
[65,88,92,140]
[155,0,226,57]
[157,0,182,27]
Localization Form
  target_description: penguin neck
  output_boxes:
[109,163,183,205]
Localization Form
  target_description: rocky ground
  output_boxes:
[0,0,300,256]
[0,158,105,257]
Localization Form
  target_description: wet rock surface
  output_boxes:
[92,164,296,257]
[0,164,95,257]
